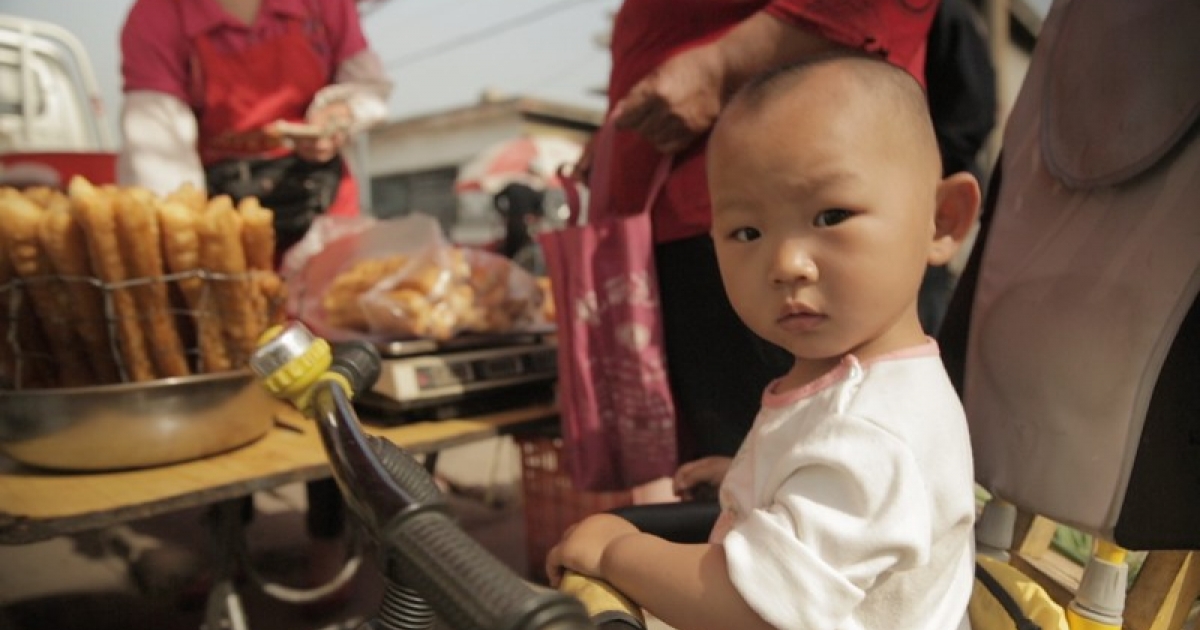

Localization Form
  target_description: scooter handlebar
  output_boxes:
[311,377,595,630]
[252,322,643,630]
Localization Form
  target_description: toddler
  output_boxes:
[547,52,981,630]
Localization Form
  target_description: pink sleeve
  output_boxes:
[120,0,191,103]
[319,0,371,66]
[763,0,936,85]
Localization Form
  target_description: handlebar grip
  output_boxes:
[381,509,593,630]
[329,340,382,396]
[367,433,443,507]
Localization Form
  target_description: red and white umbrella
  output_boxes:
[454,135,583,194]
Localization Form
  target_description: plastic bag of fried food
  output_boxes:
[0,178,283,388]
[281,213,553,341]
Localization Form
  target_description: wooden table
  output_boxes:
[0,400,558,545]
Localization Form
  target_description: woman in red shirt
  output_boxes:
[115,0,392,603]
[118,0,392,255]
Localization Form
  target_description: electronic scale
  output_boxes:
[352,330,558,423]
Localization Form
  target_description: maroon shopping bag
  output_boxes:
[537,124,677,492]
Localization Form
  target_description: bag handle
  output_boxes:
[558,163,586,224]
[558,119,672,227]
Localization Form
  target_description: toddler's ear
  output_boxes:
[928,171,981,266]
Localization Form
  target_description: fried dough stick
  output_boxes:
[21,186,56,208]
[0,243,55,387]
[68,177,156,382]
[0,191,94,386]
[37,190,121,384]
[0,228,11,385]
[237,197,281,331]
[117,188,190,378]
[166,181,207,215]
[158,198,231,373]
[198,196,257,367]
[0,191,21,386]
[0,189,56,388]
[0,190,15,385]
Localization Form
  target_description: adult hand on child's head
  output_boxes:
[544,513,639,588]
[613,43,725,155]
[294,102,353,163]
[673,456,732,501]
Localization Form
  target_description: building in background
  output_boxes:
[365,93,601,245]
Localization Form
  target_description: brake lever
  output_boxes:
[250,323,442,532]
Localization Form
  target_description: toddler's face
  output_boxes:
[708,87,938,367]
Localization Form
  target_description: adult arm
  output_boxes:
[117,91,205,195]
[296,50,392,163]
[616,0,935,155]
[116,0,203,193]
[299,0,393,162]
[614,10,846,154]
[308,50,393,133]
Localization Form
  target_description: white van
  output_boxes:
[0,14,112,152]
[0,13,117,188]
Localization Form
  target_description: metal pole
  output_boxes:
[984,0,1011,167]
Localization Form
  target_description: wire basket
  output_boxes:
[517,433,635,583]
[0,269,283,390]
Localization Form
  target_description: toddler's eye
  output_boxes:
[813,208,853,227]
[730,227,761,242]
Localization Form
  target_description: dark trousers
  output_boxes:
[654,235,792,462]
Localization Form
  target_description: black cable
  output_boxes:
[382,0,607,70]
[517,46,604,93]
[363,0,489,27]
[974,562,1043,630]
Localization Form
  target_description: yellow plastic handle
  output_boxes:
[254,324,349,416]
[558,571,646,629]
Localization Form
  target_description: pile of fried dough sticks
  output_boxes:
[0,177,283,389]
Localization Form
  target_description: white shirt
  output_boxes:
[711,342,976,630]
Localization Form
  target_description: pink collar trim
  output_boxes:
[763,338,940,407]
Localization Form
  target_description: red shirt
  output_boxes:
[608,0,938,243]
[121,0,369,107]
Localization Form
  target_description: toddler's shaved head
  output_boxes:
[721,52,943,181]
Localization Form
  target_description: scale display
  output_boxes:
[372,342,557,405]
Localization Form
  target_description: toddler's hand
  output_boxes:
[673,456,731,501]
[544,513,638,587]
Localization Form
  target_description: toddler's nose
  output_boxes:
[772,241,818,285]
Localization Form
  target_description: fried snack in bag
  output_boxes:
[282,213,550,341]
